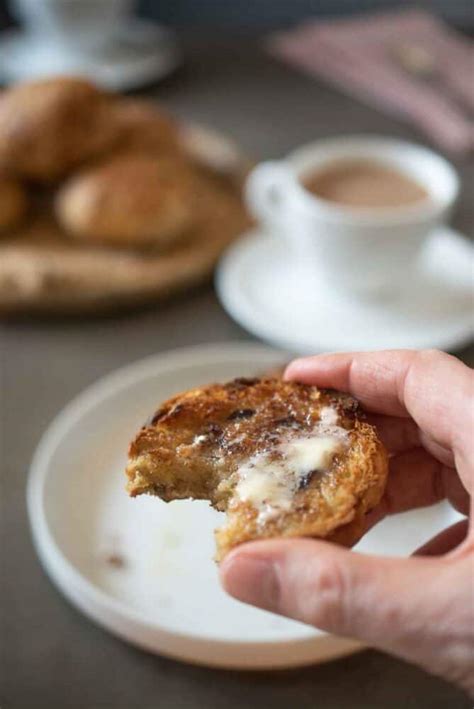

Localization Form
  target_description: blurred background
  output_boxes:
[1,0,474,30]
[1,1,473,709]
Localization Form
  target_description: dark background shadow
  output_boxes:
[0,0,473,31]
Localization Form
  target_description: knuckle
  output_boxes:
[412,348,444,374]
[419,348,443,361]
[415,348,456,372]
[418,349,447,362]
[303,557,349,632]
[404,348,451,406]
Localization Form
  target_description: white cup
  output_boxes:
[11,0,135,53]
[246,136,459,298]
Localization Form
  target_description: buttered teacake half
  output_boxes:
[126,377,388,560]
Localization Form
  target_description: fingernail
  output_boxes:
[221,554,280,611]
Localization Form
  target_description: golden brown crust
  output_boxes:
[111,99,182,156]
[0,77,119,182]
[55,154,196,248]
[0,177,28,232]
[0,77,250,314]
[0,176,249,314]
[126,378,388,560]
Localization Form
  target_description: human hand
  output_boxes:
[220,350,473,693]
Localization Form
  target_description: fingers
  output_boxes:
[286,350,415,416]
[366,414,455,467]
[221,539,437,644]
[382,448,452,515]
[365,414,420,454]
[415,519,470,556]
[357,417,465,519]
[366,448,469,523]
[285,350,473,459]
[221,539,474,690]
[417,431,455,468]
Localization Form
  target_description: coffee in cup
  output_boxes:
[245,137,458,298]
[302,159,428,209]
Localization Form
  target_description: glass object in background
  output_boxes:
[0,0,180,89]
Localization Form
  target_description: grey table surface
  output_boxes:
[1,34,473,709]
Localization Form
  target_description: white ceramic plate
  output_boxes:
[216,227,474,353]
[28,343,462,669]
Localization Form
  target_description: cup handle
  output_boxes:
[245,161,296,227]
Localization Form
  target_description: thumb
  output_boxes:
[220,538,473,684]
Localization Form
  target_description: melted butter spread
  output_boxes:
[234,409,348,523]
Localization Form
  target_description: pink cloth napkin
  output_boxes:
[268,9,474,155]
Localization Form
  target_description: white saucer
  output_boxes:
[216,227,474,353]
[28,343,463,669]
[0,21,180,90]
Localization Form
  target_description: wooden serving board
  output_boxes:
[0,125,252,316]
